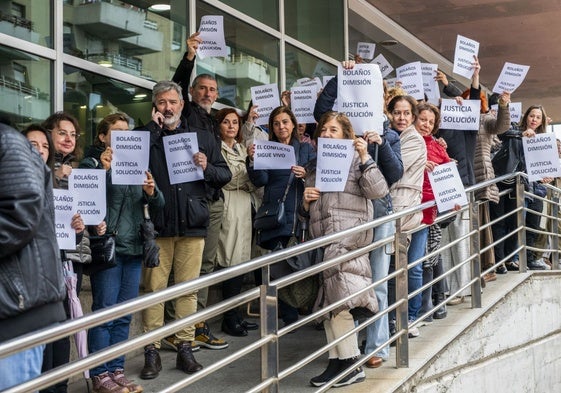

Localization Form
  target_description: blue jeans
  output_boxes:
[0,344,45,391]
[364,220,394,359]
[407,227,428,321]
[88,254,142,376]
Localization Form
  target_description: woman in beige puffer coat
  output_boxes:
[303,112,389,388]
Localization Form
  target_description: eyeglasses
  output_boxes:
[53,129,79,139]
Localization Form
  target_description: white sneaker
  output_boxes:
[408,319,420,338]
[333,367,365,387]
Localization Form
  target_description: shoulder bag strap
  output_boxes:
[281,172,295,203]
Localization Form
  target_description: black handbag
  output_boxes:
[88,234,117,270]
[253,173,294,231]
[253,201,285,231]
[84,190,126,275]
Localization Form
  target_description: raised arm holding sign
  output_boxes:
[453,35,480,79]
[197,15,227,58]
[492,62,530,94]
[337,61,384,135]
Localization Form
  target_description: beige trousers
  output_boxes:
[142,236,204,346]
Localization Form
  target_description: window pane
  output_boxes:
[63,65,151,149]
[196,2,279,111]
[0,45,52,127]
[220,0,278,29]
[63,1,188,81]
[285,43,336,89]
[0,0,52,48]
[284,0,344,60]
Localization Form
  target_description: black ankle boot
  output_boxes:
[433,293,447,319]
[176,341,203,374]
[240,319,259,330]
[310,358,342,387]
[221,318,248,337]
[140,344,162,380]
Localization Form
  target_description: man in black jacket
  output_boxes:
[139,80,231,380]
[171,32,238,347]
[0,124,66,390]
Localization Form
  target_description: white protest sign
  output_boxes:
[428,162,468,212]
[53,188,76,250]
[69,169,106,225]
[197,15,227,58]
[385,77,397,89]
[492,62,530,94]
[163,132,204,184]
[316,138,354,192]
[453,34,479,79]
[422,63,440,106]
[250,83,280,127]
[338,63,384,135]
[298,76,323,91]
[253,140,296,170]
[357,42,376,60]
[372,53,393,78]
[509,102,522,123]
[440,99,480,131]
[111,131,150,185]
[523,133,561,181]
[396,61,424,100]
[291,85,318,124]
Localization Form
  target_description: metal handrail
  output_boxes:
[2,171,560,392]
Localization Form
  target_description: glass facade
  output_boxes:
[63,65,151,147]
[285,43,336,89]
[0,0,344,143]
[220,0,279,29]
[0,46,52,127]
[0,0,52,48]
[62,0,187,82]
[284,0,344,60]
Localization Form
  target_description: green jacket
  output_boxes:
[79,145,165,256]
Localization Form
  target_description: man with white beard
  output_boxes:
[138,80,231,380]
[170,32,250,348]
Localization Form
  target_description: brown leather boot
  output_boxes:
[139,344,161,380]
[176,341,203,374]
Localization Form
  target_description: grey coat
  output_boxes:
[307,152,389,318]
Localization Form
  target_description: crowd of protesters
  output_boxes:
[1,33,558,392]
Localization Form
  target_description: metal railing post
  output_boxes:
[551,188,560,270]
[516,175,527,272]
[394,217,409,368]
[260,265,279,393]
[469,194,482,308]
